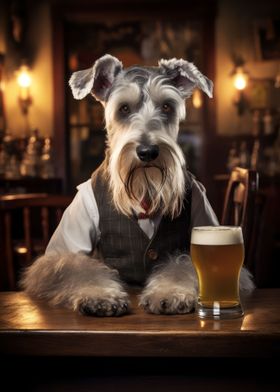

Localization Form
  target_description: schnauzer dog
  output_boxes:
[21,54,254,316]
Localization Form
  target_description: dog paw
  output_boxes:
[79,297,130,317]
[139,290,196,315]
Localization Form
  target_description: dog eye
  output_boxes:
[162,103,172,113]
[119,104,130,115]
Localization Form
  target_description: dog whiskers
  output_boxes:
[123,164,167,207]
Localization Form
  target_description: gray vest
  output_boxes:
[92,167,192,285]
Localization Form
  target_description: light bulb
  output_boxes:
[17,66,32,88]
[233,68,247,90]
[16,64,32,115]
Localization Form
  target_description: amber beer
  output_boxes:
[191,226,244,319]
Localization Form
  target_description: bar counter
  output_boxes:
[0,289,279,358]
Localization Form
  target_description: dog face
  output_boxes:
[69,55,213,218]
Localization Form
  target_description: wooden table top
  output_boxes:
[0,289,279,358]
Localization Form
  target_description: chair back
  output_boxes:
[0,193,72,290]
[221,167,259,269]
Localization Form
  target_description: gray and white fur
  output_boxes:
[21,54,254,316]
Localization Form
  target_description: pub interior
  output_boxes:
[0,0,280,390]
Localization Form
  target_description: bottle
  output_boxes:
[251,139,260,171]
[20,129,41,177]
[252,110,261,137]
[40,137,55,178]
[5,155,20,179]
[263,110,273,135]
[1,130,18,178]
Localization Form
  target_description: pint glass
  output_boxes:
[191,226,244,319]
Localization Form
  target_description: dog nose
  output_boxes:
[136,144,159,162]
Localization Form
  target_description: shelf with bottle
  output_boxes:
[252,108,278,138]
[225,134,280,177]
[0,129,57,180]
[224,106,280,176]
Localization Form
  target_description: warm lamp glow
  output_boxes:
[232,64,249,116]
[17,65,32,88]
[16,64,32,126]
[233,67,247,91]
[192,89,203,109]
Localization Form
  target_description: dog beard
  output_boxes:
[109,142,186,218]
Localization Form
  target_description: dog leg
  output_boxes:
[20,253,130,316]
[139,254,198,314]
[139,255,255,315]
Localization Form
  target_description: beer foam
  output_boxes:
[191,226,243,245]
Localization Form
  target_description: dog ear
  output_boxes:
[159,58,213,99]
[69,54,123,102]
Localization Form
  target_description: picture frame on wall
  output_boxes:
[254,19,280,61]
[247,78,277,110]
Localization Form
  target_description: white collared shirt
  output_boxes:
[46,178,219,255]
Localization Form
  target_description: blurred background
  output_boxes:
[0,0,280,287]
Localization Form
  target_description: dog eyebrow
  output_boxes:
[111,83,141,105]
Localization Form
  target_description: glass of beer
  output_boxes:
[191,226,244,319]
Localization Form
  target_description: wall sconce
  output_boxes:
[16,64,32,115]
[232,66,249,116]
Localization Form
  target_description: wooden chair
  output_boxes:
[0,193,72,290]
[221,167,259,271]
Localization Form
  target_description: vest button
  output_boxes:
[147,248,158,260]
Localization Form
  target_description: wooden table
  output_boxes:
[0,289,279,358]
[0,289,279,391]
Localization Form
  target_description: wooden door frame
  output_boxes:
[51,0,217,192]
